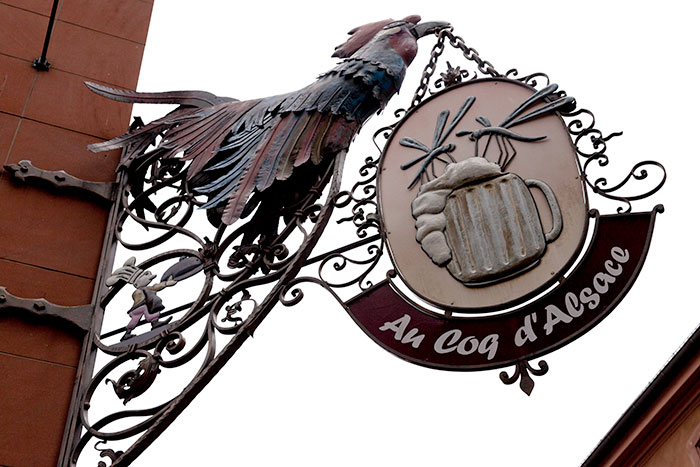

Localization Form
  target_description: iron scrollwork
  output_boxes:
[504,69,666,214]
[71,135,351,463]
[420,31,666,215]
[280,130,389,308]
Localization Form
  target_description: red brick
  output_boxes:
[7,119,120,182]
[0,54,36,117]
[0,315,82,366]
[0,354,76,467]
[0,4,48,61]
[0,112,20,165]
[24,69,132,139]
[0,257,95,305]
[59,0,153,44]
[0,177,110,278]
[0,0,55,16]
[50,21,145,89]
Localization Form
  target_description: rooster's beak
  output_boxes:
[411,21,451,39]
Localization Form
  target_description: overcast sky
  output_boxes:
[93,1,699,465]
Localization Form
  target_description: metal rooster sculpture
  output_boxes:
[87,16,450,241]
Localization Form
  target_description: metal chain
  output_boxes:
[410,29,501,108]
[410,32,446,108]
[446,30,500,78]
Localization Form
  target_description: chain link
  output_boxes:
[410,29,501,109]
[410,32,446,108]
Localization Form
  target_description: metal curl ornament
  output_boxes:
[318,242,384,290]
[94,441,123,467]
[279,275,346,309]
[505,68,552,89]
[583,158,667,213]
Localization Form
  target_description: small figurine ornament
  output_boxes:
[106,257,175,341]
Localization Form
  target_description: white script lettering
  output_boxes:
[434,330,499,360]
[541,246,629,336]
[379,314,425,348]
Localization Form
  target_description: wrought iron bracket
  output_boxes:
[0,286,92,333]
[3,160,116,202]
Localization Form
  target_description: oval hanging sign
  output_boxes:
[378,78,589,311]
[344,72,665,394]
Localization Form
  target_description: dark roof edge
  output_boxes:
[582,324,700,466]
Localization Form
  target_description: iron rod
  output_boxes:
[58,172,126,466]
[33,0,60,71]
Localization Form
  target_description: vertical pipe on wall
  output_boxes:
[32,0,61,71]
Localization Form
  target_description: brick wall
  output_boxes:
[0,1,152,465]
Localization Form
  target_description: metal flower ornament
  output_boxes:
[48,16,667,466]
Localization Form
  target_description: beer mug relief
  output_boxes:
[379,79,584,308]
[106,1,693,466]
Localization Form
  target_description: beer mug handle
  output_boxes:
[525,179,563,243]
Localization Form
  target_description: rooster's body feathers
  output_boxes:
[88,16,449,226]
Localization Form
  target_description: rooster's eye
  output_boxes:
[383,21,406,30]
[378,26,401,37]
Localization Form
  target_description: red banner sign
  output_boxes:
[345,209,661,370]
